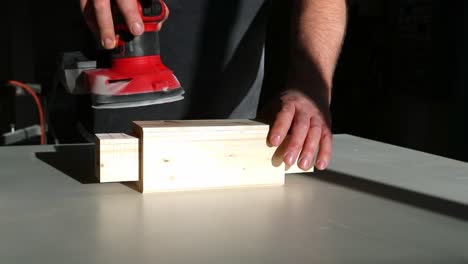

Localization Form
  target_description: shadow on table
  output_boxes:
[312,170,468,222]
[35,144,98,184]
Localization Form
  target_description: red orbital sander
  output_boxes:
[83,0,184,109]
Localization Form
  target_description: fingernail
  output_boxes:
[271,135,281,146]
[102,38,115,49]
[300,157,311,169]
[284,153,295,165]
[317,160,327,170]
[131,22,144,35]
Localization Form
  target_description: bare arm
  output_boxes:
[293,0,347,94]
[268,0,347,170]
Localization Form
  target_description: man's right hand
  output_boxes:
[80,0,168,50]
[80,0,144,49]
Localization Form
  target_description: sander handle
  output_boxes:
[111,0,169,58]
[113,0,168,33]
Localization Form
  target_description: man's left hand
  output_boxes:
[267,89,332,171]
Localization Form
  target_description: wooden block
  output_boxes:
[95,119,314,193]
[133,120,286,193]
[285,165,314,174]
[96,133,139,183]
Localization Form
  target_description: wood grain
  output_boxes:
[133,120,281,193]
[96,133,139,183]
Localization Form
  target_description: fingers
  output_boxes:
[81,0,100,35]
[268,102,295,147]
[115,0,144,36]
[284,112,310,166]
[315,129,332,170]
[82,6,99,35]
[81,0,168,50]
[267,90,333,171]
[93,0,116,49]
[298,120,322,170]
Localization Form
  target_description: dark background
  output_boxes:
[332,0,468,162]
[1,0,467,162]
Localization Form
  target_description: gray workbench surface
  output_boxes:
[0,134,467,263]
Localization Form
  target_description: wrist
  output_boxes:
[286,53,332,107]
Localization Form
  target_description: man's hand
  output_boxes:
[80,0,168,49]
[267,90,332,171]
[262,0,346,171]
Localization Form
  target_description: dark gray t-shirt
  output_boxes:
[157,0,268,120]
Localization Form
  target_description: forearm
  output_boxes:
[289,0,347,103]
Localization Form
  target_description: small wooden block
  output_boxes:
[96,133,139,183]
[133,120,287,193]
[285,165,314,174]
